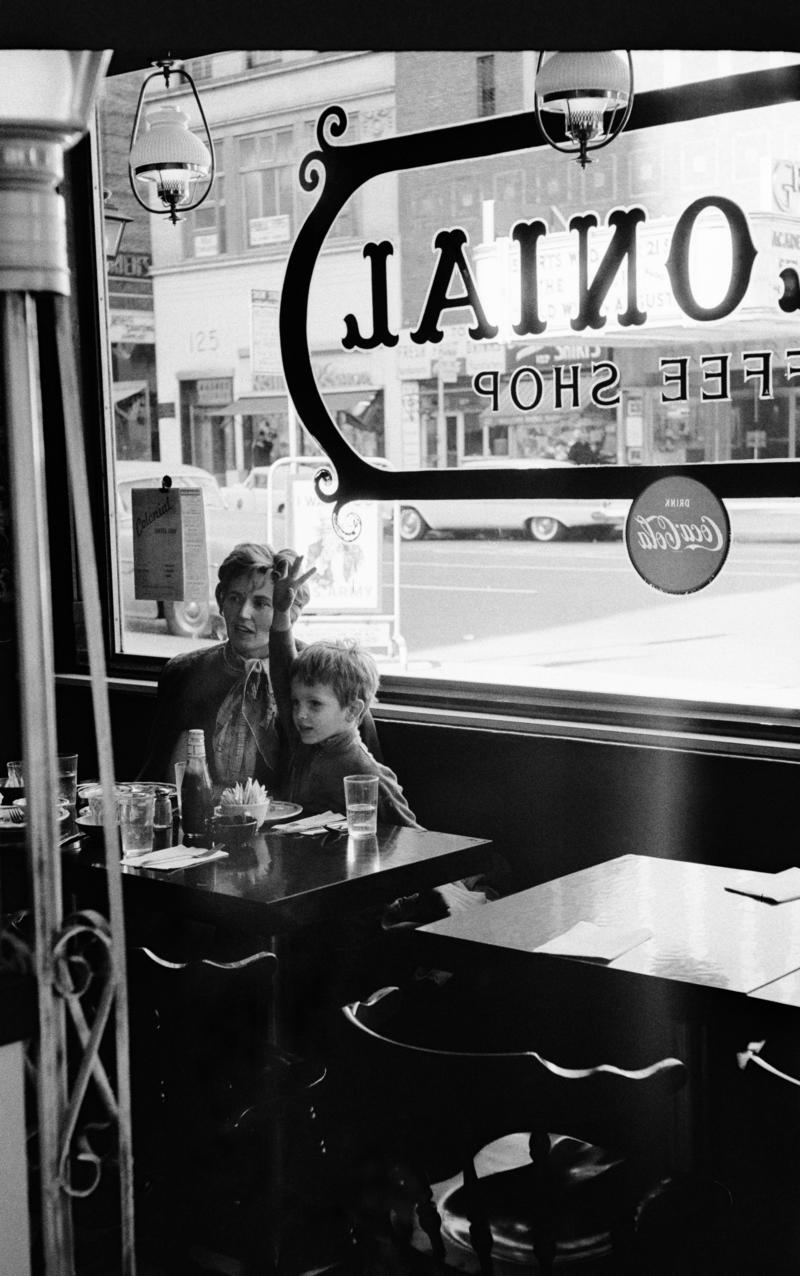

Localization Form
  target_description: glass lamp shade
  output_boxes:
[103,209,132,261]
[0,50,111,294]
[536,50,631,117]
[0,50,111,144]
[535,50,633,167]
[129,104,212,202]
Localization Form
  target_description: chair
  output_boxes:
[128,942,330,1276]
[730,1038,800,1269]
[334,984,691,1276]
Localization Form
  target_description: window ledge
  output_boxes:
[58,671,800,763]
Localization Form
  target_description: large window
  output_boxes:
[240,128,295,247]
[93,50,800,717]
[187,137,226,257]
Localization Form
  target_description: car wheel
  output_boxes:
[526,516,566,543]
[399,507,428,541]
[162,598,212,638]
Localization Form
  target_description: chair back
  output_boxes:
[128,943,281,1127]
[340,985,687,1181]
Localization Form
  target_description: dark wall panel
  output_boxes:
[57,679,800,889]
[373,719,799,889]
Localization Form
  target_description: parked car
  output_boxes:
[225,456,396,531]
[116,461,265,637]
[396,457,627,542]
[225,465,283,513]
[724,496,800,541]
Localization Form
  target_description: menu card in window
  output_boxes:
[132,486,209,602]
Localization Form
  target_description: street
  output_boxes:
[388,535,799,645]
[124,534,800,707]
[384,535,800,705]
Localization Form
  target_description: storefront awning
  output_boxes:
[112,380,148,405]
[208,388,382,420]
[322,389,377,417]
[207,395,284,417]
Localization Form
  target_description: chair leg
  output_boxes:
[416,1178,447,1268]
[528,1130,556,1276]
[463,1157,494,1276]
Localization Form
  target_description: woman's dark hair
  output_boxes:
[215,542,312,617]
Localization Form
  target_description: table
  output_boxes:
[73,823,492,933]
[64,823,493,1270]
[415,854,800,1174]
[416,853,800,1000]
[66,820,492,1052]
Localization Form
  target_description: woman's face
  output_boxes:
[222,569,274,659]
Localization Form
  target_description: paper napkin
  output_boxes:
[272,811,348,835]
[725,866,800,904]
[534,920,653,962]
[122,847,228,870]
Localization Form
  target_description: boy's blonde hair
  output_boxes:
[291,639,379,710]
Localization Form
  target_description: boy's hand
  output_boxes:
[272,554,316,624]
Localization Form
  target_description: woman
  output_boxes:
[138,542,321,790]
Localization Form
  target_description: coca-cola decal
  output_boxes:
[625,477,730,594]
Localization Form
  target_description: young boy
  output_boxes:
[269,555,418,824]
[279,637,420,826]
[270,559,492,922]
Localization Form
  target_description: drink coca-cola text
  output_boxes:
[631,514,725,553]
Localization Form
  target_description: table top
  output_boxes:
[749,969,800,1007]
[418,854,800,997]
[68,824,492,934]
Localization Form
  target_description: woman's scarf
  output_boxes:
[212,646,281,786]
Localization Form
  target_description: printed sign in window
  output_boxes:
[288,477,381,612]
[131,487,209,602]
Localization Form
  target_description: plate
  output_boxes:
[78,780,178,801]
[213,800,302,828]
[0,805,69,841]
[257,801,303,827]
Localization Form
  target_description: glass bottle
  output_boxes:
[4,761,24,805]
[180,730,213,847]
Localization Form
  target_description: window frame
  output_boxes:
[477,53,496,118]
[184,134,226,258]
[70,53,800,758]
[238,126,295,249]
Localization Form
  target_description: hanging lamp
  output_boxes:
[535,50,634,168]
[128,58,215,224]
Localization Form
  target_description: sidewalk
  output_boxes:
[405,581,800,709]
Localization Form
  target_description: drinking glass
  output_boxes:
[119,790,155,857]
[174,762,186,811]
[57,753,79,809]
[153,793,174,850]
[344,774,379,838]
[87,784,132,827]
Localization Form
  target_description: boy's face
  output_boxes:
[291,679,362,746]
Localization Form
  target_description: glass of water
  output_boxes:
[344,774,379,838]
[57,754,79,810]
[119,789,155,857]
